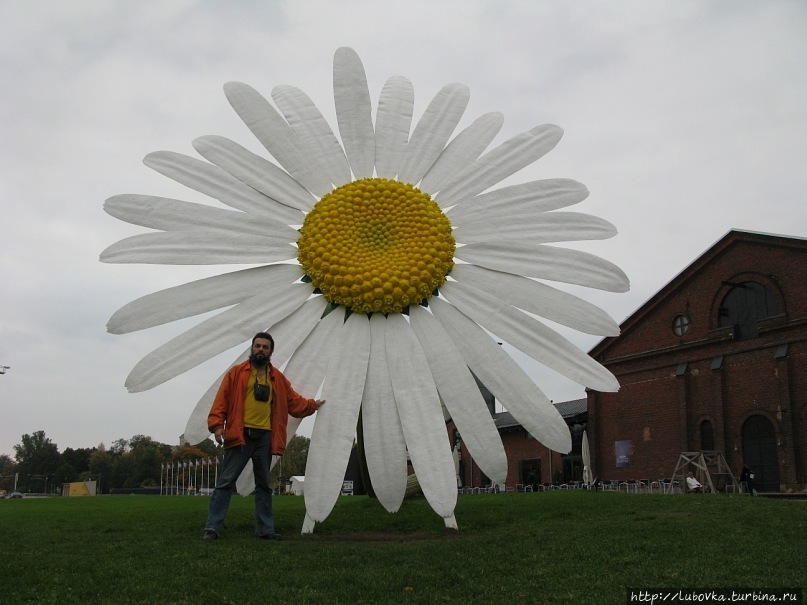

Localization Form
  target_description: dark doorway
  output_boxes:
[520,459,541,489]
[700,420,715,451]
[562,456,583,484]
[742,415,780,492]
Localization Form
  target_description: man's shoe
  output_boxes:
[257,533,282,541]
[202,530,218,541]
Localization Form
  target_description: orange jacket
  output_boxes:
[207,360,318,455]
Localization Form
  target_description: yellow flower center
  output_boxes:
[297,178,455,314]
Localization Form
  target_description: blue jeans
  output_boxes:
[205,429,275,537]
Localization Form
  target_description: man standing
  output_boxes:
[203,332,325,540]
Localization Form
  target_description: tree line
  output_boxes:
[0,430,310,494]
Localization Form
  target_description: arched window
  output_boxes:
[700,420,714,451]
[718,281,780,340]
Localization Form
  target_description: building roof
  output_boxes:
[589,229,807,359]
[554,398,588,417]
[493,398,587,429]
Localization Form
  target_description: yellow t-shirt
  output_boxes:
[244,367,272,430]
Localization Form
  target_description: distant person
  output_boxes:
[740,464,756,495]
[203,332,325,541]
[686,472,703,493]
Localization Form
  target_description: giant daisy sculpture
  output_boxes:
[102,47,628,533]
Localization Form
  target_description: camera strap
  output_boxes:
[251,366,273,401]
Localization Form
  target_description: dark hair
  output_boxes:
[252,332,274,351]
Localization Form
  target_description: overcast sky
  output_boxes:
[1,0,805,457]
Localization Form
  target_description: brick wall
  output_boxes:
[588,233,807,489]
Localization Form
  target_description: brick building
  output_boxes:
[587,230,807,491]
[453,399,588,489]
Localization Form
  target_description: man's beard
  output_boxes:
[249,351,270,367]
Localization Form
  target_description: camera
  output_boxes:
[254,382,270,402]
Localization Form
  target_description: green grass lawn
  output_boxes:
[0,491,803,604]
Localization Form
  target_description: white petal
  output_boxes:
[449,264,619,336]
[183,296,327,445]
[437,125,564,207]
[193,136,315,214]
[304,313,370,526]
[105,194,272,235]
[385,314,457,520]
[361,314,407,512]
[397,83,469,186]
[445,178,589,218]
[333,47,374,178]
[455,242,630,292]
[374,76,413,179]
[108,264,304,334]
[268,296,330,370]
[420,112,503,195]
[454,211,617,245]
[282,417,304,449]
[100,231,297,265]
[224,82,332,196]
[105,193,300,240]
[429,297,571,453]
[282,305,345,397]
[125,284,311,392]
[272,85,352,187]
[302,513,316,534]
[144,151,304,221]
[409,305,507,483]
[236,462,256,497]
[441,280,620,393]
[183,348,249,445]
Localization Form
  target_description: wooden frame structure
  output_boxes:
[670,451,740,493]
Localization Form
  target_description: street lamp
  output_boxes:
[0,365,9,374]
